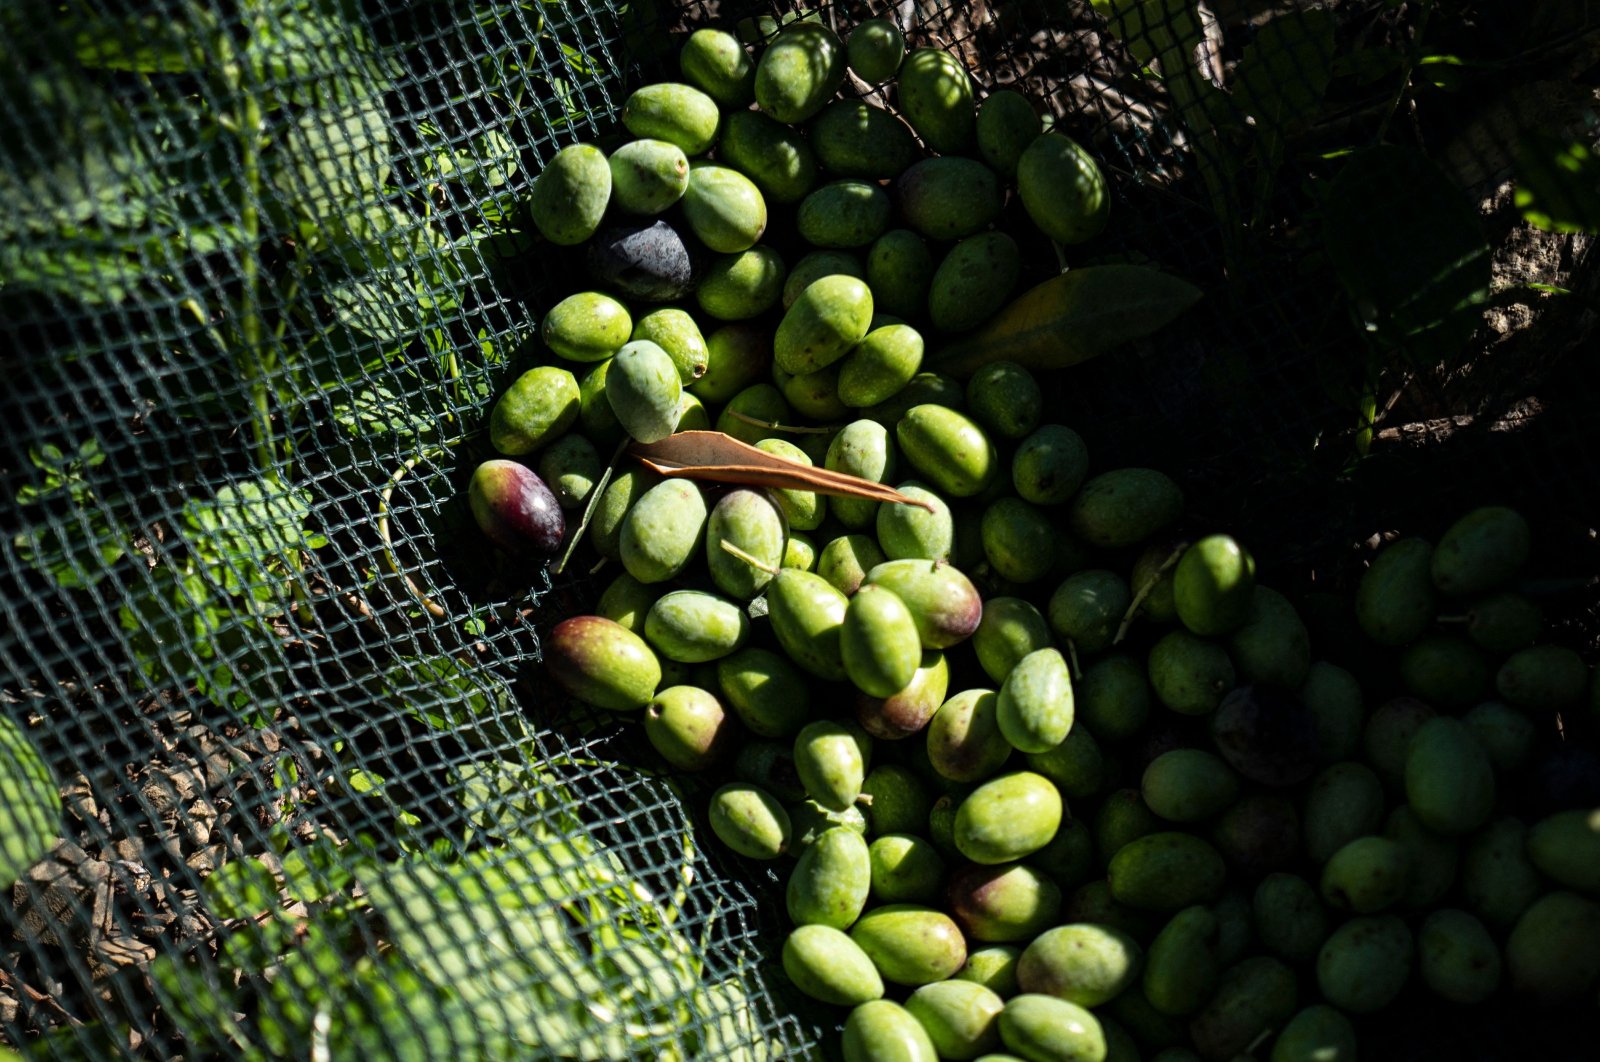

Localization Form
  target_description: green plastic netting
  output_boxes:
[2,0,1597,1058]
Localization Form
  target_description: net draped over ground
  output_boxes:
[1,0,1595,1058]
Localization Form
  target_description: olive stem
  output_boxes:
[507,27,544,114]
[552,438,629,575]
[695,895,725,966]
[1066,638,1082,682]
[377,448,448,619]
[1514,575,1600,597]
[718,539,780,577]
[1113,543,1187,645]
[664,822,696,928]
[220,9,279,486]
[1374,0,1437,145]
[1354,386,1378,458]
[724,409,837,435]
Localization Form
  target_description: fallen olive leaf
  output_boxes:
[630,430,934,510]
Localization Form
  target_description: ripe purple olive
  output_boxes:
[467,459,564,555]
[1210,684,1320,787]
[586,220,698,302]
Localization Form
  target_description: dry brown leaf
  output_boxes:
[631,431,934,510]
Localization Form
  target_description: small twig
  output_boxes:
[1374,0,1437,145]
[725,409,837,435]
[1374,370,1415,427]
[1512,575,1599,598]
[1373,405,1542,446]
[553,439,628,575]
[1113,543,1186,645]
[12,980,87,1029]
[719,539,780,577]
[340,590,383,633]
[1066,638,1082,681]
[696,895,725,962]
[1245,1027,1276,1058]
[664,817,697,928]
[377,448,447,619]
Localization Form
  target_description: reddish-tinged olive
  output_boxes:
[545,615,662,711]
[644,686,734,770]
[857,650,950,740]
[863,559,984,649]
[468,459,565,554]
[926,689,1010,783]
[946,862,1062,943]
[857,690,935,740]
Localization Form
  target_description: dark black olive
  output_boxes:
[585,219,698,301]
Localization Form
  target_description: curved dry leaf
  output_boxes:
[630,431,934,510]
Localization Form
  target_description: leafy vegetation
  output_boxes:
[1,0,779,1056]
[1088,0,1595,466]
[116,479,328,720]
[6,653,774,1057]
[141,775,768,1061]
[137,803,770,1059]
[1516,133,1600,234]
[0,0,612,705]
[0,716,60,886]
[1321,147,1492,358]
[12,440,126,590]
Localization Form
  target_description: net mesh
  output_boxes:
[1,0,1596,1058]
